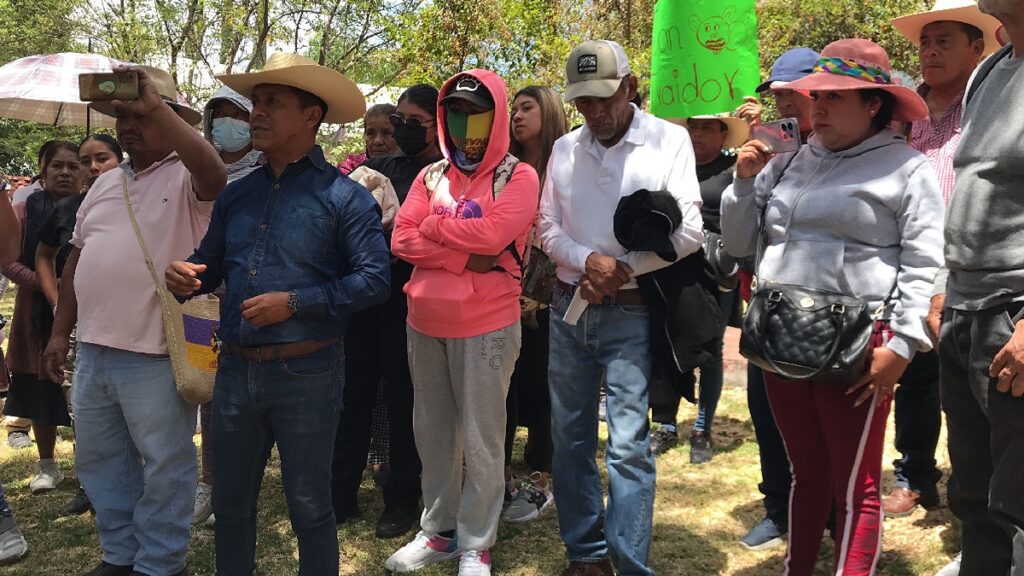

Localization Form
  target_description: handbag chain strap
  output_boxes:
[121,174,164,296]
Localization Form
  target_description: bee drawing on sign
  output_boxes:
[690,8,735,55]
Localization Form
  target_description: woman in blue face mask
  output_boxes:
[203,86,262,184]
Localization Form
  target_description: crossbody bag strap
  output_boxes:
[752,151,799,289]
[121,174,163,293]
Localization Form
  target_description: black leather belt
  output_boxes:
[223,339,338,362]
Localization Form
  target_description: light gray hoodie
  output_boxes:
[721,130,945,360]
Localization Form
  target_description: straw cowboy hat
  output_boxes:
[674,114,750,151]
[91,65,202,126]
[787,39,929,123]
[892,0,1004,55]
[217,53,366,124]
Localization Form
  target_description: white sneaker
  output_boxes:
[205,513,216,528]
[459,549,492,576]
[935,552,961,576]
[385,531,460,572]
[503,472,554,523]
[0,516,27,565]
[29,460,63,493]
[193,482,213,524]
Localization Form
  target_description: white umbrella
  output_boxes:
[0,52,136,129]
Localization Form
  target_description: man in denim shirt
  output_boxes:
[166,53,390,575]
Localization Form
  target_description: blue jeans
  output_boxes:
[212,343,344,576]
[549,284,656,576]
[73,343,197,576]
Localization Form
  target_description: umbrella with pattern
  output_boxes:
[0,52,136,129]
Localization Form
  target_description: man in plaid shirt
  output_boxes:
[882,2,998,522]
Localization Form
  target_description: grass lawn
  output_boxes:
[0,287,959,575]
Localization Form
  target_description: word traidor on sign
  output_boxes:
[650,0,760,120]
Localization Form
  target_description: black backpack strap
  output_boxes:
[966,44,1013,107]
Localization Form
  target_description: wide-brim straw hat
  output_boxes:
[217,53,366,124]
[786,39,929,123]
[91,65,202,126]
[892,0,1003,56]
[674,114,750,150]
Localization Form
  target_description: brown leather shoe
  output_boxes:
[560,558,616,576]
[882,486,939,518]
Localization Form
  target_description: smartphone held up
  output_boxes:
[79,72,139,102]
[751,118,802,155]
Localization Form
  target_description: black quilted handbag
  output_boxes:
[737,153,894,385]
[739,283,881,385]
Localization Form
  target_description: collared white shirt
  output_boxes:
[538,105,703,289]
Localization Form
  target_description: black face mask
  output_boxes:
[393,122,430,156]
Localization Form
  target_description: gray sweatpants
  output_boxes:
[407,322,521,551]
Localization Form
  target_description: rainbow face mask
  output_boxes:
[447,109,494,164]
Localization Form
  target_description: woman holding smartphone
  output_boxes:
[721,39,944,575]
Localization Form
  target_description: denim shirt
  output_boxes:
[189,146,390,345]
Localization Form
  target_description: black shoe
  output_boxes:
[84,561,133,576]
[335,505,362,526]
[61,487,93,516]
[689,431,713,464]
[650,426,679,456]
[375,506,419,539]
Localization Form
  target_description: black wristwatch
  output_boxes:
[287,291,299,314]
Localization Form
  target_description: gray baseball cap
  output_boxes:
[564,40,631,102]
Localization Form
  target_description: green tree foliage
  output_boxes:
[0,0,941,170]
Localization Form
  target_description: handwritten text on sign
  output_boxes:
[650,0,760,119]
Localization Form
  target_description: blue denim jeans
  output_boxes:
[548,284,656,576]
[73,343,198,576]
[212,343,343,576]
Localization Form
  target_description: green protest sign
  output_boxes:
[650,0,760,119]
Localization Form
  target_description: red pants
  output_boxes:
[765,373,891,576]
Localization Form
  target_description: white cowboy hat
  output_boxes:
[892,0,1003,56]
[216,53,366,124]
[673,114,751,151]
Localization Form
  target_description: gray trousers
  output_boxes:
[407,322,521,551]
[940,304,1024,576]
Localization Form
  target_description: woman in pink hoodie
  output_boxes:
[386,70,539,576]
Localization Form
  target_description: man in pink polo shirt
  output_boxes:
[42,66,226,576]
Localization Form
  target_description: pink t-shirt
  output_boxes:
[71,153,213,355]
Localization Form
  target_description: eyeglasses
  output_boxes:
[389,114,436,129]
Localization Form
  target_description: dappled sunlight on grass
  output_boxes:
[0,297,960,576]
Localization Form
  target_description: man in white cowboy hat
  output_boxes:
[880,0,999,526]
[648,113,748,464]
[538,39,703,576]
[41,65,227,576]
[931,0,1024,574]
[165,52,390,575]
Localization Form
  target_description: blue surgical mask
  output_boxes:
[211,117,251,153]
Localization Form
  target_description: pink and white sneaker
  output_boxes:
[384,531,460,572]
[459,549,491,576]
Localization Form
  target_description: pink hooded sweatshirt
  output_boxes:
[391,69,540,339]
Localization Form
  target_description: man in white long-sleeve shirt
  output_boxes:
[537,39,703,576]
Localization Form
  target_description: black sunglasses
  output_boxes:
[389,114,436,128]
